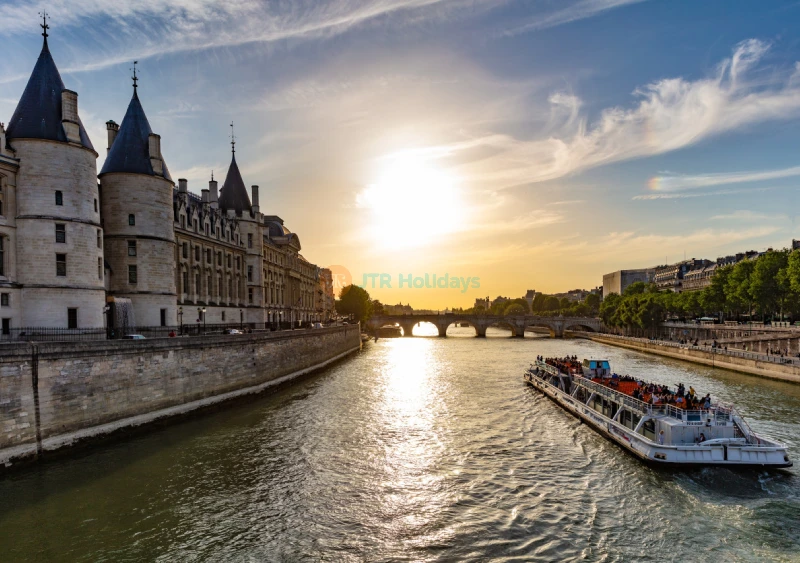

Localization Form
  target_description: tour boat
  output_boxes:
[524,358,792,468]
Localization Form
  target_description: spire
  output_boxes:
[6,18,94,150]
[131,61,138,94]
[218,132,251,215]
[99,73,171,180]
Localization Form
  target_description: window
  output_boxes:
[205,224,209,236]
[194,219,198,232]
[128,240,136,256]
[236,256,240,270]
[195,274,200,294]
[247,265,253,282]
[228,279,233,299]
[97,230,102,248]
[128,265,137,284]
[55,224,66,243]
[0,293,8,306]
[248,233,253,248]
[67,308,77,329]
[98,257,103,280]
[182,243,188,259]
[207,275,212,296]
[217,252,222,266]
[55,191,63,206]
[194,246,200,261]
[128,214,135,226]
[94,198,98,212]
[206,249,211,263]
[1,318,9,335]
[56,254,67,276]
[160,309,167,327]
[0,201,3,216]
[248,287,253,303]
[180,216,185,229]
[0,238,5,276]
[221,311,226,321]
[227,255,231,268]
[183,271,189,294]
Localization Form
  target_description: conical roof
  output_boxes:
[6,37,94,151]
[218,153,251,215]
[100,90,172,181]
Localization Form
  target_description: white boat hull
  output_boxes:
[526,374,792,468]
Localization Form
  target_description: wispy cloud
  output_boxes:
[502,0,646,36]
[711,210,774,221]
[632,187,770,200]
[647,164,800,192]
[418,39,800,190]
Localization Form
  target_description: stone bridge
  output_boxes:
[366,314,603,338]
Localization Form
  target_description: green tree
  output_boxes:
[371,300,385,316]
[750,249,791,320]
[726,259,755,319]
[623,281,648,296]
[701,264,731,317]
[585,292,601,313]
[505,303,526,315]
[544,296,560,311]
[532,293,548,312]
[559,297,571,310]
[599,293,622,326]
[336,284,372,323]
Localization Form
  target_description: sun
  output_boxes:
[358,152,465,250]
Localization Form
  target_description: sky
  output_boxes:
[2,0,800,309]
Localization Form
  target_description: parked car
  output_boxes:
[223,328,242,335]
[311,322,323,329]
[123,334,146,340]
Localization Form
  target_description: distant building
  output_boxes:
[385,302,413,315]
[654,259,712,292]
[318,268,335,320]
[682,252,759,293]
[491,296,510,308]
[474,296,490,310]
[524,289,536,310]
[602,268,655,297]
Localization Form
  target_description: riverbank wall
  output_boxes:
[584,333,800,384]
[0,325,361,468]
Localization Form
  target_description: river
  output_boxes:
[1,327,799,562]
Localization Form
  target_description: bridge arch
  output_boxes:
[487,320,518,337]
[564,323,597,334]
[522,321,557,338]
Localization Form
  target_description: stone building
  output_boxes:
[602,268,655,297]
[0,23,325,331]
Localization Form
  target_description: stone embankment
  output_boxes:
[0,325,361,468]
[580,333,800,385]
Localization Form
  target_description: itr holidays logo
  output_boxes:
[359,273,480,294]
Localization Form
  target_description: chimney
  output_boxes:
[106,121,119,153]
[251,185,259,213]
[148,133,163,175]
[61,90,81,143]
[201,189,209,203]
[178,178,188,193]
[209,178,219,209]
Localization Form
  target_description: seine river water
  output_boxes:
[1,327,799,562]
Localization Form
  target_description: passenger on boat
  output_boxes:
[658,430,665,445]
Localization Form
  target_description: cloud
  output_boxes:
[502,0,647,36]
[710,210,773,221]
[417,39,800,191]
[632,187,770,200]
[648,164,800,192]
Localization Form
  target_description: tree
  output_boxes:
[371,300,385,316]
[336,284,372,323]
[559,297,571,310]
[532,293,548,312]
[750,249,791,320]
[544,296,560,311]
[505,303,526,316]
[701,264,731,317]
[623,281,648,296]
[585,293,601,313]
[599,293,621,326]
[508,297,531,313]
[726,259,755,319]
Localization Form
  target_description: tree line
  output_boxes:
[600,248,800,333]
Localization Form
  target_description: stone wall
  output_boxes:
[0,325,360,466]
[588,334,800,384]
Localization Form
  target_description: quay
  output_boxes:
[0,325,361,469]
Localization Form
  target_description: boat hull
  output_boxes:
[525,374,793,469]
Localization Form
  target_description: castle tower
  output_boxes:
[5,20,105,328]
[98,65,177,327]
[217,132,265,325]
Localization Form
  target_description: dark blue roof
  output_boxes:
[6,38,94,151]
[218,153,251,215]
[99,90,172,181]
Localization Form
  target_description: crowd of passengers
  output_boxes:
[536,356,713,410]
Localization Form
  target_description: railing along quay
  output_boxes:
[592,332,800,367]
